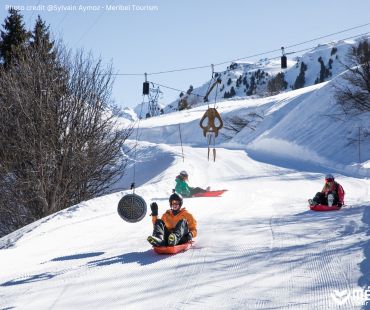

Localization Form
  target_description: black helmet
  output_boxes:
[169,192,183,207]
[325,174,334,182]
[180,170,188,177]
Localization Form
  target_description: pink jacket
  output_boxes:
[321,181,345,203]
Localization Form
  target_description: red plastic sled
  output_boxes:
[192,190,227,197]
[309,204,341,212]
[153,242,193,255]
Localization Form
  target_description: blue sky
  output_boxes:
[1,0,370,109]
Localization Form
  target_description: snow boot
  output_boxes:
[168,233,178,246]
[147,235,165,247]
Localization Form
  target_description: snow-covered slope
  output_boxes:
[1,36,370,310]
[1,143,369,309]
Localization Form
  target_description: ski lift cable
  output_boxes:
[131,94,146,194]
[285,23,370,49]
[73,8,107,47]
[150,81,205,98]
[27,0,42,30]
[56,0,78,29]
[143,31,369,98]
[214,24,370,66]
[222,31,370,74]
[112,23,370,77]
[204,64,216,109]
[112,65,210,76]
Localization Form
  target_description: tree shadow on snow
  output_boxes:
[359,204,370,309]
[246,149,336,175]
[50,251,105,262]
[246,149,367,179]
[1,272,57,287]
[87,249,168,267]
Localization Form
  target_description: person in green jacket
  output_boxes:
[175,171,208,198]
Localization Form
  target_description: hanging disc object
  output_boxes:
[117,194,147,223]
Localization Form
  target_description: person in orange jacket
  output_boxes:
[308,174,345,208]
[147,192,197,247]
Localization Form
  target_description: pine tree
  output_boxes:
[293,62,307,89]
[223,87,236,99]
[328,58,333,70]
[267,72,288,95]
[317,57,330,83]
[30,16,55,61]
[0,9,30,68]
[242,75,249,88]
[246,75,256,96]
[229,86,236,97]
[236,75,242,88]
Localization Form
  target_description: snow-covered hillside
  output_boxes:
[1,34,370,309]
[149,36,368,114]
[133,80,369,178]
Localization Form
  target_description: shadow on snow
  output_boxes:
[359,203,370,309]
[87,249,169,267]
[1,273,57,287]
[50,251,105,262]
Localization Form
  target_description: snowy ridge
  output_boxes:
[157,36,369,114]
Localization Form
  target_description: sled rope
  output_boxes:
[131,88,146,193]
[178,123,185,162]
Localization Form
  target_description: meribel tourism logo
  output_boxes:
[331,288,370,306]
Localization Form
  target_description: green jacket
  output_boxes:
[175,177,191,197]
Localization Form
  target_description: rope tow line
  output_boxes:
[117,73,149,223]
[199,65,223,161]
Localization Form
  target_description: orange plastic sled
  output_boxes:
[153,242,193,254]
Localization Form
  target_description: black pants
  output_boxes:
[189,187,206,196]
[153,219,190,246]
[312,191,338,206]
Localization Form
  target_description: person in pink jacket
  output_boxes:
[309,174,345,208]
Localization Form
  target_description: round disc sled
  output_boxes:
[117,193,147,222]
[309,204,341,212]
[192,189,227,198]
[153,241,193,254]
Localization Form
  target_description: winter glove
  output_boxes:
[337,202,343,208]
[150,202,158,216]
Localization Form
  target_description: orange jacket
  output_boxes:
[152,208,197,237]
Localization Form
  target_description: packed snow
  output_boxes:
[1,41,370,309]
